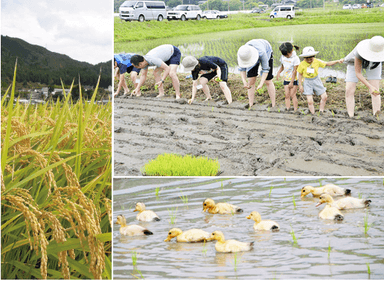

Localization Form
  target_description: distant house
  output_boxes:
[42,87,49,99]
[29,89,43,100]
[51,88,69,96]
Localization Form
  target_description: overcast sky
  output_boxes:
[1,0,112,65]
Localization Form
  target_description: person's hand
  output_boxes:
[370,85,380,96]
[114,92,119,97]
[132,88,140,96]
[243,82,250,89]
[256,84,263,91]
[155,80,163,88]
[276,73,280,80]
[338,59,344,63]
[288,81,294,89]
[299,86,304,93]
[188,98,194,104]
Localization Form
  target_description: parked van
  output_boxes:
[167,5,202,21]
[119,1,167,22]
[270,5,295,19]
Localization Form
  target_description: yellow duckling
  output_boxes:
[301,184,351,198]
[318,205,344,221]
[203,198,243,214]
[164,228,210,243]
[115,214,153,236]
[316,193,371,210]
[246,211,280,231]
[134,202,160,222]
[208,231,253,253]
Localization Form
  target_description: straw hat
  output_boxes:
[237,45,259,68]
[299,46,319,57]
[181,56,199,72]
[356,36,384,62]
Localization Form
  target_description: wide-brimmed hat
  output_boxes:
[299,46,319,57]
[237,45,259,68]
[356,36,384,62]
[181,56,199,72]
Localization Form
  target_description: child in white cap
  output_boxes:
[344,35,384,117]
[297,47,344,114]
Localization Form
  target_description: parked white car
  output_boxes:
[167,5,202,21]
[352,3,361,8]
[119,0,167,22]
[270,5,295,19]
[202,10,228,19]
[343,4,352,9]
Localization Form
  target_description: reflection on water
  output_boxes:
[113,177,384,279]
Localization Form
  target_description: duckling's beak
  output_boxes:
[315,202,323,207]
[133,208,138,212]
[164,236,172,242]
[246,215,251,219]
[115,221,119,224]
[300,194,305,198]
[202,206,207,212]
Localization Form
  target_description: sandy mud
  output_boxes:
[114,93,384,176]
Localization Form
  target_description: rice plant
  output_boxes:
[1,61,112,279]
[180,192,188,205]
[202,240,207,256]
[328,241,331,260]
[290,225,298,246]
[269,186,274,198]
[318,179,322,186]
[366,262,371,275]
[155,187,160,199]
[292,195,296,209]
[231,253,241,272]
[168,207,178,224]
[132,251,138,267]
[142,153,220,176]
[363,211,373,235]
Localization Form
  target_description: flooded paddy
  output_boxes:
[113,177,384,279]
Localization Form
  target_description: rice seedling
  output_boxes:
[1,62,112,279]
[290,225,298,246]
[363,211,373,235]
[269,186,274,198]
[328,241,331,260]
[212,106,214,112]
[155,187,160,199]
[168,207,178,224]
[132,251,138,267]
[202,240,207,256]
[180,192,188,205]
[231,253,241,272]
[366,262,371,275]
[292,194,296,209]
[142,153,220,176]
[331,110,335,117]
[278,108,281,113]
[358,192,362,199]
[318,179,322,187]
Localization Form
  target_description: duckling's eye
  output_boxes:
[168,232,171,235]
[204,204,206,206]
[212,233,215,235]
[303,189,306,192]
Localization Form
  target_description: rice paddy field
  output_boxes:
[115,22,384,71]
[1,65,112,279]
[113,177,384,279]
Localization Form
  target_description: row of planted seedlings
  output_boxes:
[1,61,112,279]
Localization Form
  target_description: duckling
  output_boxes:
[115,214,153,236]
[318,205,344,221]
[134,202,160,222]
[301,184,351,198]
[209,231,253,253]
[246,211,280,231]
[316,193,371,210]
[164,228,210,243]
[203,198,243,214]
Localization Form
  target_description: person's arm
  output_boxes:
[188,80,198,104]
[133,68,148,95]
[256,72,268,91]
[325,59,344,66]
[298,72,304,93]
[276,65,284,80]
[155,62,170,87]
[354,57,380,95]
[240,71,250,89]
[289,65,298,88]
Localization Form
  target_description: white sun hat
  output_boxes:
[299,46,319,57]
[237,45,259,68]
[356,36,384,62]
[181,56,199,72]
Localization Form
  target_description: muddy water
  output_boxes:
[114,97,384,176]
[113,177,384,279]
